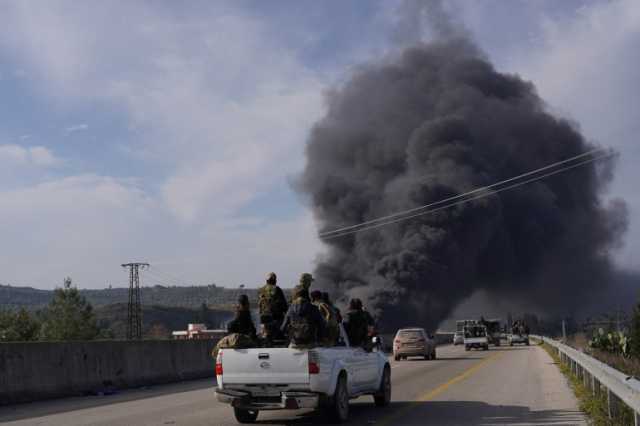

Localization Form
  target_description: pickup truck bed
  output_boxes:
[215,327,390,423]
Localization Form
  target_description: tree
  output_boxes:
[0,308,40,342]
[39,277,99,341]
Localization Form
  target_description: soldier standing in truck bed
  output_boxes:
[258,272,288,342]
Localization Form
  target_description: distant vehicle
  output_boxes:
[215,325,390,423]
[508,322,530,346]
[464,325,489,351]
[508,333,530,346]
[393,328,436,361]
[484,319,502,347]
[453,331,464,345]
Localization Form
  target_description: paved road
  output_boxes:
[0,344,586,425]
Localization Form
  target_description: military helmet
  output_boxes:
[299,272,314,287]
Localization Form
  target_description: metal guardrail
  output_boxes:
[533,335,640,424]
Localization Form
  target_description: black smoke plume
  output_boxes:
[298,9,627,331]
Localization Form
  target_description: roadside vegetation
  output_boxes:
[563,302,640,378]
[0,277,235,342]
[542,342,634,426]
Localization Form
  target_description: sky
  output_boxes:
[0,0,638,290]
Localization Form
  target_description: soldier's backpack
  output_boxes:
[289,317,314,345]
[259,284,278,317]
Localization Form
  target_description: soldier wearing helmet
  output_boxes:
[258,272,288,342]
[291,273,314,303]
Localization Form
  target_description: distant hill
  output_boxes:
[95,303,234,339]
[0,284,275,310]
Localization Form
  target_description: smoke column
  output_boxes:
[298,2,627,330]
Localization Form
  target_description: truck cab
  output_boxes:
[215,325,390,423]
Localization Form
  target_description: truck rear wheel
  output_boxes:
[233,408,258,423]
[374,365,391,407]
[329,374,349,423]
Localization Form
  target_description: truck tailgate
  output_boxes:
[220,348,309,385]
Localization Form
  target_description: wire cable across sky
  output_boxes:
[318,148,616,240]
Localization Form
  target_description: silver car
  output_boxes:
[393,328,437,361]
[453,331,464,345]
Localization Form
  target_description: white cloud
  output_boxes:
[0,174,322,288]
[0,144,60,167]
[0,144,28,163]
[0,2,326,223]
[0,2,328,288]
[65,123,88,133]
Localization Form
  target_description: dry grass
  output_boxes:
[589,349,640,379]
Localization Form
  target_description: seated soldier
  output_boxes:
[311,290,339,346]
[322,292,342,323]
[227,294,256,340]
[344,298,368,348]
[281,286,325,348]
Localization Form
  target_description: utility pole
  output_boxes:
[122,262,149,340]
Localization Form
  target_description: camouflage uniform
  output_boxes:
[311,291,339,346]
[258,272,288,341]
[281,286,325,348]
[344,299,375,349]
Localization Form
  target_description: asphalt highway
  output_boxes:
[0,343,586,425]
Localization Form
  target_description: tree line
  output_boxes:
[1,278,101,342]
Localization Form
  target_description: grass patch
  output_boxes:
[541,342,634,426]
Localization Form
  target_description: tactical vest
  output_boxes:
[288,302,316,345]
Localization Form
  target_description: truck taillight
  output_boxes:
[215,350,223,375]
[308,351,320,375]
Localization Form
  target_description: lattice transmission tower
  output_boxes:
[121,262,149,339]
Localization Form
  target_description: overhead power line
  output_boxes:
[319,147,605,238]
[319,148,615,240]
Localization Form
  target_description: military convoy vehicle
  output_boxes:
[215,324,390,423]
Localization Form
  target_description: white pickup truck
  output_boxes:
[463,324,489,351]
[215,326,390,423]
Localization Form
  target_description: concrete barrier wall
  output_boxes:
[0,339,218,405]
